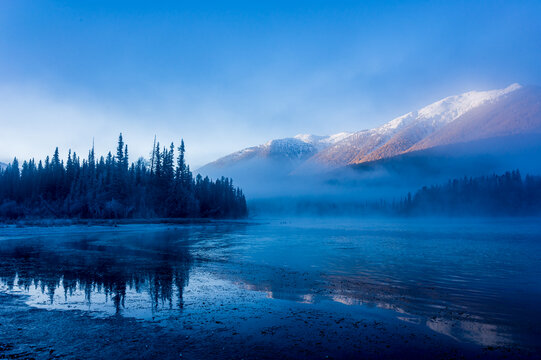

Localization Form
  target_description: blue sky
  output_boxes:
[1,0,540,167]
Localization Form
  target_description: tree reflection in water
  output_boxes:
[0,227,196,314]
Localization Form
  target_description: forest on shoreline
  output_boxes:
[250,170,541,217]
[2,133,539,220]
[399,170,541,216]
[0,134,247,219]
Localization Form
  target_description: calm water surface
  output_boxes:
[1,218,540,351]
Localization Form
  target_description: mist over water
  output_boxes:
[1,219,540,352]
[198,133,541,217]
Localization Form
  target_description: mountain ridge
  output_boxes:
[198,83,541,184]
[198,132,352,173]
[309,83,522,167]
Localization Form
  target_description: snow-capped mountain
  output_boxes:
[408,85,541,152]
[198,132,352,173]
[307,83,522,167]
[199,83,541,186]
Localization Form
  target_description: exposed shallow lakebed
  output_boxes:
[1,218,540,359]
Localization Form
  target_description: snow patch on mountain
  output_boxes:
[293,132,353,150]
[294,132,352,144]
[374,83,521,136]
[310,83,522,166]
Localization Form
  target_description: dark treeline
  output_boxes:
[399,170,541,216]
[0,134,247,219]
[250,170,541,217]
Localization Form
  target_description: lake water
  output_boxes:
[1,217,540,356]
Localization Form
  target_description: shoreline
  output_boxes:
[1,290,530,360]
[0,217,256,228]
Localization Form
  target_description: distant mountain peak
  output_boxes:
[199,83,539,182]
[308,83,524,167]
[414,82,521,124]
[199,131,354,173]
[376,83,521,135]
